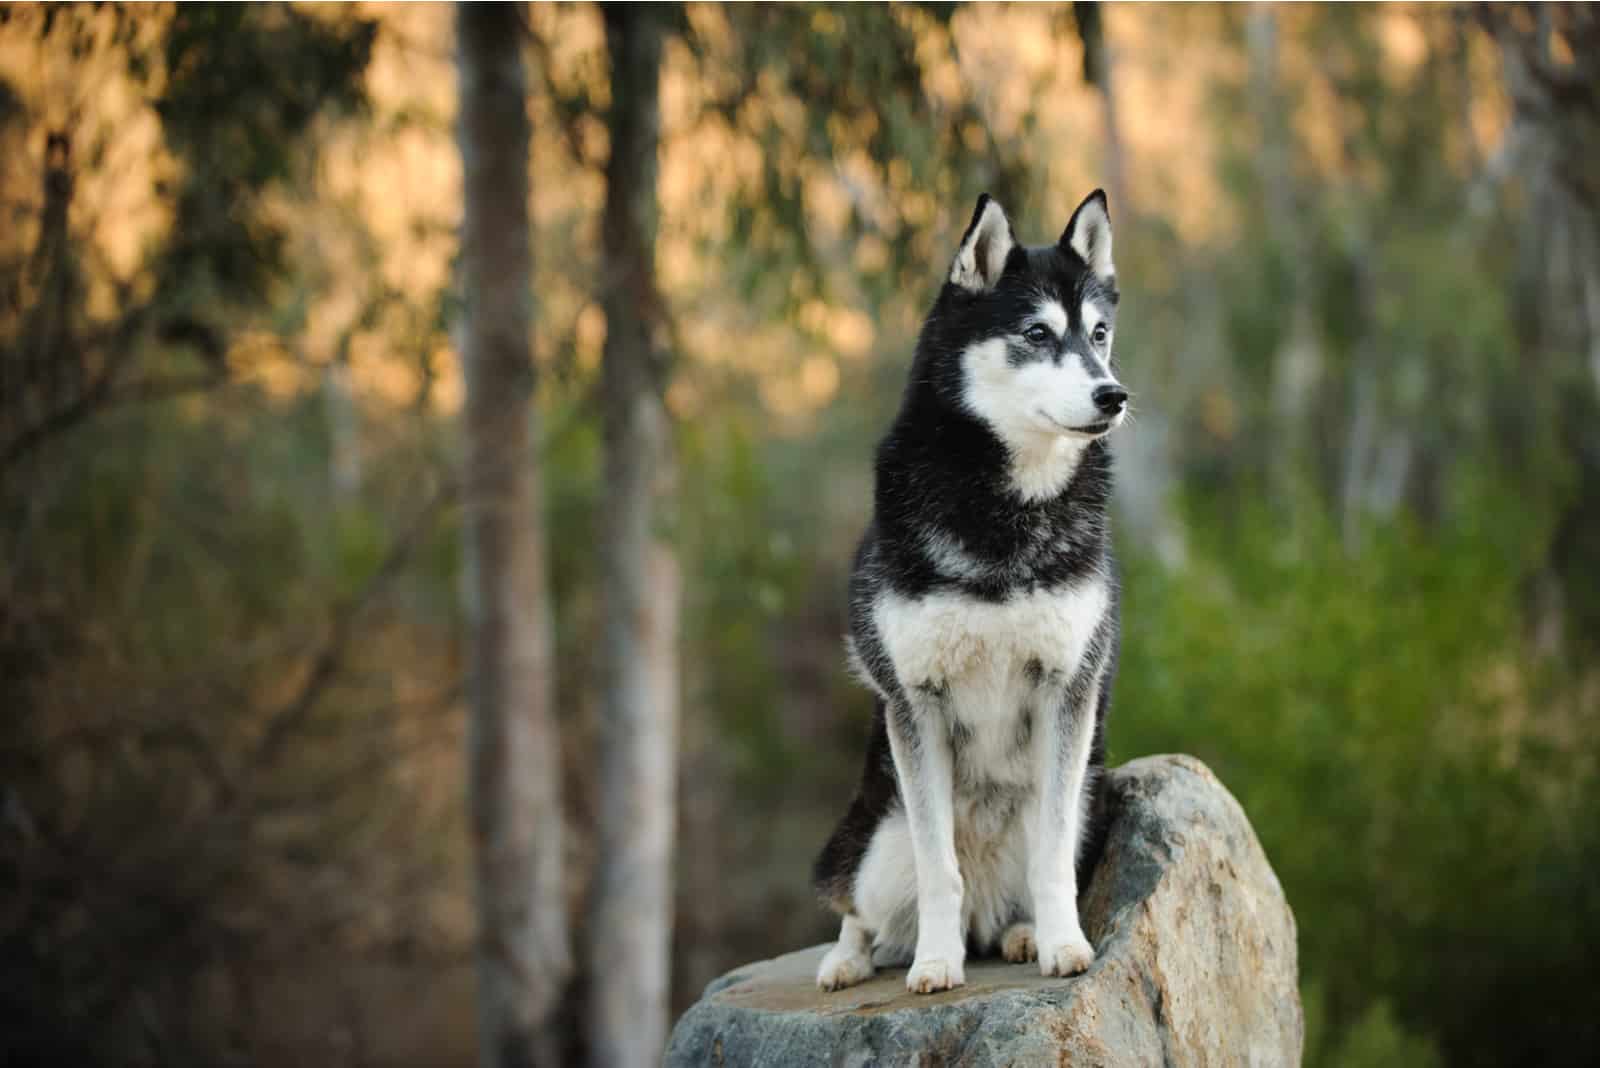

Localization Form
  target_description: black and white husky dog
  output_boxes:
[812,190,1127,994]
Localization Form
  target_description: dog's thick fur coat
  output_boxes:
[812,190,1126,994]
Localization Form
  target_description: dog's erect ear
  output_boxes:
[1060,189,1113,280]
[949,193,1016,292]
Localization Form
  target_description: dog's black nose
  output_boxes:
[1093,384,1128,415]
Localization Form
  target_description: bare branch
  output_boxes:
[247,479,457,774]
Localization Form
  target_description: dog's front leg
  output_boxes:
[1029,670,1101,977]
[884,689,964,993]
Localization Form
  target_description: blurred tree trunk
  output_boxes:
[5,131,82,469]
[1248,6,1322,497]
[1073,1,1126,213]
[456,6,569,1068]
[325,335,363,496]
[587,6,680,1068]
[1333,175,1386,551]
[1338,308,1380,554]
[1073,1,1185,567]
[1486,3,1600,650]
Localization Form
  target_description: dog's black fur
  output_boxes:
[813,192,1121,936]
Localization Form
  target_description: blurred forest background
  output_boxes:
[3,3,1599,1067]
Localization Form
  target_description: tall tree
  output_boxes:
[456,6,568,1067]
[1247,4,1321,492]
[1072,1,1126,214]
[1071,1,1186,566]
[587,5,680,1065]
[1486,4,1600,649]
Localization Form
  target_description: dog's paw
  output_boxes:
[1001,922,1037,963]
[816,942,875,992]
[905,956,965,994]
[1037,929,1094,978]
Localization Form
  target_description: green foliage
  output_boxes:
[678,411,811,782]
[682,4,1020,318]
[1113,489,1598,1067]
[1304,983,1443,1068]
[153,4,376,314]
[5,4,1600,1064]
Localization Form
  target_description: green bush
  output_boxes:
[1112,494,1599,1067]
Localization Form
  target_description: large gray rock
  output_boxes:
[666,755,1302,1067]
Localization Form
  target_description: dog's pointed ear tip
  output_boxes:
[1062,191,1112,244]
[966,192,1011,235]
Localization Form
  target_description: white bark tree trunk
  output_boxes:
[456,7,570,1067]
[325,338,363,496]
[587,6,681,1067]
[1338,256,1381,555]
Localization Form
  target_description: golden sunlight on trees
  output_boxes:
[4,3,1598,1067]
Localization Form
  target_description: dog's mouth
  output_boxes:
[1040,412,1116,438]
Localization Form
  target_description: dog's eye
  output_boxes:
[1024,325,1053,345]
[1092,324,1110,345]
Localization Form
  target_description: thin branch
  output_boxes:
[521,14,592,168]
[1,367,227,472]
[246,479,457,774]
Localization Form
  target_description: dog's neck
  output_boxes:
[894,374,1104,507]
[992,426,1092,503]
[875,376,1113,594]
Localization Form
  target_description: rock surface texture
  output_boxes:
[665,755,1303,1067]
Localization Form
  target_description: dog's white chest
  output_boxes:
[874,580,1110,695]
